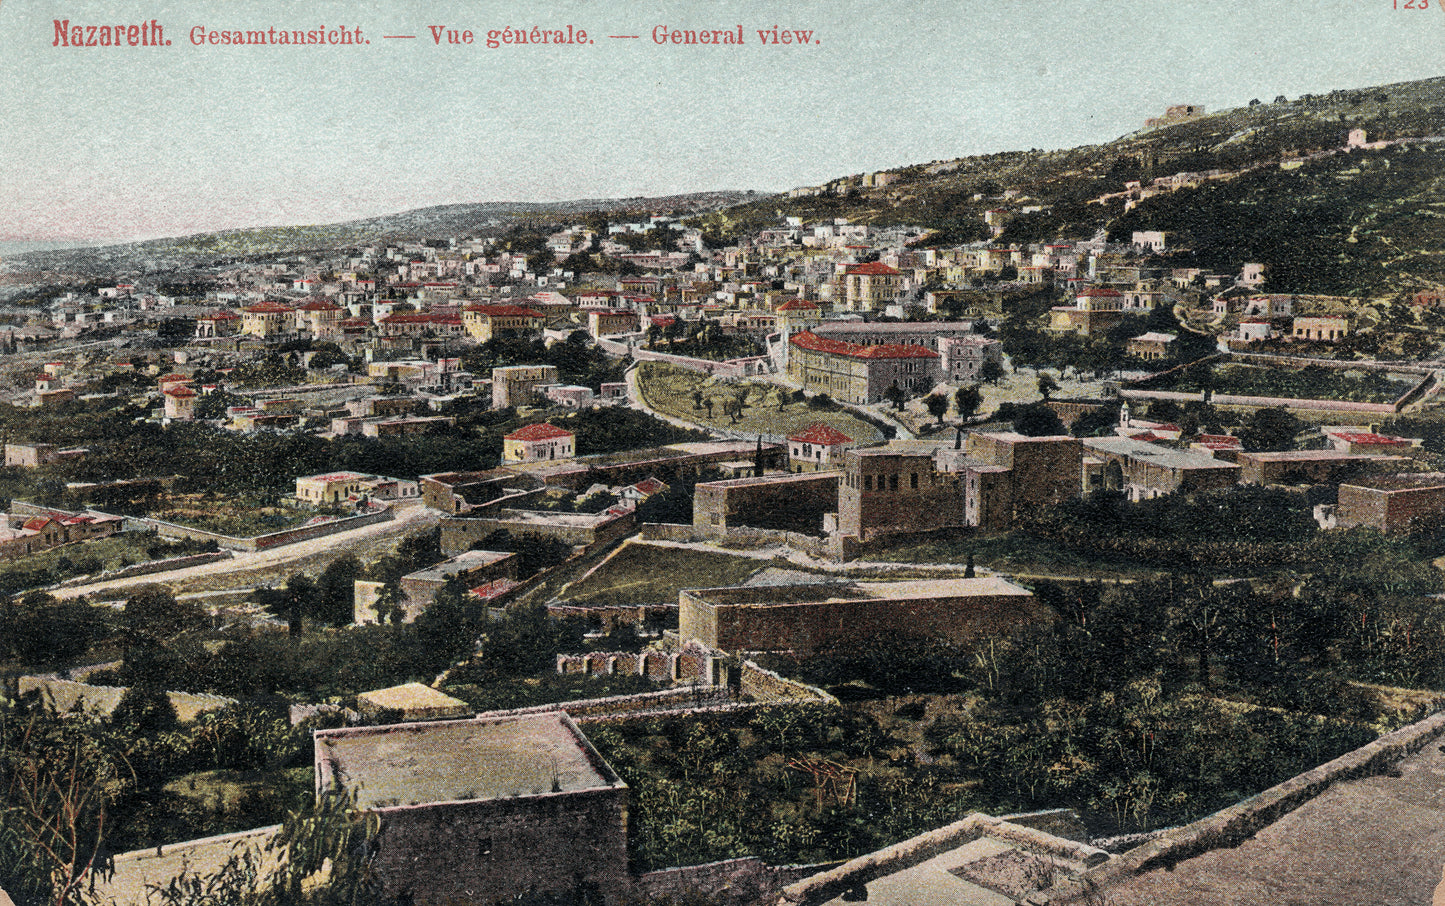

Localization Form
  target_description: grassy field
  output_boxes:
[636,361,885,442]
[561,542,792,606]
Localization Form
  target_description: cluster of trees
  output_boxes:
[460,331,624,391]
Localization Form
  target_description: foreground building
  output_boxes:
[314,713,629,906]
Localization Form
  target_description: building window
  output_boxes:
[863,475,872,491]
[910,473,918,489]
[890,475,899,491]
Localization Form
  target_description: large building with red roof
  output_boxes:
[788,330,940,405]
[503,423,575,463]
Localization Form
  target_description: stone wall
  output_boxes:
[132,506,393,552]
[739,660,838,703]
[440,509,635,556]
[692,473,839,537]
[638,858,829,906]
[682,587,1050,656]
[632,347,775,378]
[369,788,630,906]
[49,550,232,588]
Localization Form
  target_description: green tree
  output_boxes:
[1037,373,1060,401]
[924,393,949,424]
[954,385,983,422]
[884,383,908,412]
[123,585,204,643]
[979,359,1006,385]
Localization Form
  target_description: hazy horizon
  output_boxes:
[5,0,1445,242]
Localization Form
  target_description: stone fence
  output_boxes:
[637,858,830,906]
[638,521,835,559]
[776,813,1107,906]
[50,550,232,589]
[136,505,394,552]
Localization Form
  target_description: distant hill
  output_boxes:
[700,74,1445,298]
[0,190,757,280]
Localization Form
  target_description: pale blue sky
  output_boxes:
[2,0,1443,240]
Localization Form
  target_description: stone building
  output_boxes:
[462,303,545,341]
[313,712,629,906]
[787,423,856,472]
[939,335,1003,382]
[397,549,517,622]
[788,331,940,404]
[838,261,903,312]
[504,423,576,463]
[239,301,295,338]
[835,448,966,541]
[692,471,841,537]
[679,577,1046,656]
[492,364,559,409]
[1335,473,1445,534]
[1084,436,1241,501]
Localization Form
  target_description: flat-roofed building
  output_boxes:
[1336,472,1445,534]
[1236,450,1408,486]
[1084,436,1241,501]
[313,712,628,906]
[355,682,470,722]
[679,577,1046,655]
[397,549,517,622]
[492,364,559,409]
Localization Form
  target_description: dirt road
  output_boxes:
[52,501,442,601]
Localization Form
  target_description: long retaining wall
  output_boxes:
[1029,708,1445,904]
[137,506,394,552]
[50,550,232,589]
[638,858,829,906]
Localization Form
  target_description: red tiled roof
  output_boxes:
[632,477,666,495]
[463,304,544,318]
[1078,286,1124,297]
[245,301,295,313]
[789,331,939,360]
[1197,434,1242,447]
[845,262,901,276]
[165,386,198,398]
[200,310,240,320]
[1336,432,1409,445]
[158,373,188,382]
[777,299,819,311]
[789,423,854,446]
[22,516,56,532]
[296,300,342,312]
[505,423,574,441]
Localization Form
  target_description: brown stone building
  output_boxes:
[836,448,965,541]
[1083,436,1241,501]
[314,713,629,906]
[692,471,840,537]
[679,577,1046,655]
[1236,450,1408,486]
[1335,473,1445,534]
